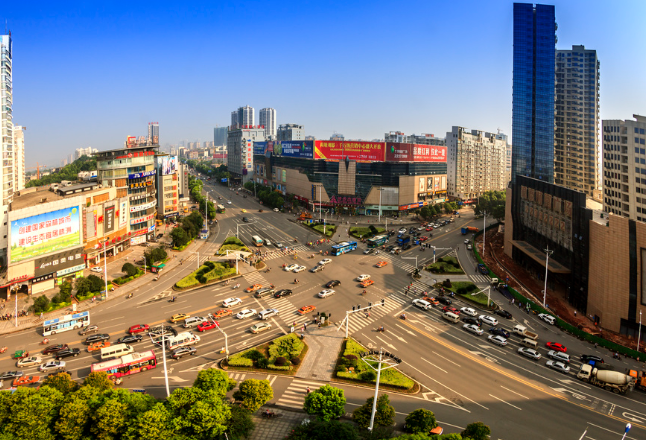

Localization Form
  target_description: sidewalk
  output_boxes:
[295,325,344,381]
[249,408,308,440]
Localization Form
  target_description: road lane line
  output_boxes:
[431,351,461,367]
[420,357,447,374]
[500,386,529,399]
[489,394,522,410]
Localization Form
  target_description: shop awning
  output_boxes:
[511,241,571,274]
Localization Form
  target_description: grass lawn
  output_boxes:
[311,224,337,237]
[175,262,236,288]
[216,236,250,255]
[226,333,309,374]
[425,256,464,274]
[349,226,385,239]
[436,281,492,306]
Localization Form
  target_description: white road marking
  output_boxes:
[500,386,529,399]
[420,357,447,374]
[431,351,461,367]
[489,394,522,410]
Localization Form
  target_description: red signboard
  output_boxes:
[314,141,385,161]
[385,143,447,162]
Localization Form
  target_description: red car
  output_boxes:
[426,226,433,231]
[129,324,149,334]
[419,236,429,242]
[197,321,218,332]
[442,306,460,315]
[546,342,567,353]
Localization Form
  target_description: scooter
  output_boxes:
[261,411,283,419]
[127,293,133,299]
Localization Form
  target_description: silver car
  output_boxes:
[16,356,42,368]
[547,350,570,363]
[546,360,570,374]
[39,361,66,372]
[487,335,507,346]
[517,347,541,360]
[463,324,484,336]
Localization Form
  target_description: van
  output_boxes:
[521,338,538,348]
[100,343,134,360]
[167,332,201,350]
[264,239,272,246]
[442,311,460,323]
[254,288,275,298]
[183,317,207,328]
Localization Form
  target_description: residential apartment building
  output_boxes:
[214,126,227,147]
[75,147,98,159]
[154,154,179,219]
[227,126,265,184]
[511,3,556,184]
[178,163,189,198]
[277,124,304,141]
[148,122,159,145]
[446,126,508,201]
[259,108,277,139]
[231,106,254,128]
[602,115,646,222]
[554,45,600,197]
[12,124,24,191]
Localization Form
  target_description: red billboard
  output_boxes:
[314,141,385,161]
[385,143,447,162]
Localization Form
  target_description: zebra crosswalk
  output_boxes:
[275,378,326,409]
[340,295,407,334]
[264,294,312,327]
[256,245,312,261]
[243,272,268,286]
[469,274,492,284]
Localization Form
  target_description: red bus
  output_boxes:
[90,350,157,384]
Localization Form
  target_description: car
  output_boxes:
[12,376,40,387]
[213,309,234,318]
[39,361,66,373]
[426,226,433,231]
[273,208,279,212]
[43,343,70,354]
[375,261,388,268]
[467,244,472,250]
[258,308,279,320]
[242,217,249,222]
[546,342,567,353]
[318,289,336,298]
[417,226,425,231]
[171,346,197,360]
[436,297,452,305]
[274,289,293,298]
[464,239,469,244]
[245,284,263,293]
[129,324,150,334]
[487,335,508,346]
[227,201,232,204]
[494,309,513,319]
[403,244,412,251]
[87,341,110,352]
[390,247,401,254]
[298,305,316,315]
[0,371,23,380]
[546,360,570,374]
[517,347,541,360]
[293,265,306,273]
[463,324,484,335]
[285,264,300,272]
[398,228,407,234]
[460,307,477,317]
[538,313,556,325]
[116,335,143,345]
[170,314,190,323]
[222,297,242,308]
[325,280,341,288]
[419,236,429,242]
[79,325,99,336]
[547,350,570,363]
[580,354,605,364]
[360,279,374,288]
[90,267,103,273]
[183,316,208,328]
[357,274,371,282]
[148,325,178,337]
[16,356,42,368]
[318,259,332,266]
[197,320,218,332]
[275,242,284,248]
[250,322,272,334]
[422,296,439,306]
[462,317,480,326]
[443,306,460,315]
[310,265,324,273]
[241,209,247,213]
[363,249,374,254]
[489,327,511,338]
[478,315,498,326]
[412,299,432,310]
[236,309,257,319]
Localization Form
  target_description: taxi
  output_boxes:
[245,284,262,293]
[170,313,191,323]
[375,261,388,268]
[13,376,41,387]
[241,209,247,213]
[212,309,233,319]
[298,305,316,315]
[87,341,111,352]
[422,296,439,306]
[360,279,375,288]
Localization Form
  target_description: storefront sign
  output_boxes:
[130,235,146,246]
[130,200,156,213]
[32,273,54,284]
[57,264,86,277]
[129,181,153,189]
[34,247,85,277]
[119,199,128,227]
[314,141,385,161]
[130,213,155,225]
[399,202,423,211]
[330,196,362,206]
[128,170,156,179]
[104,206,115,233]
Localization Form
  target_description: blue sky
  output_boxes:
[5,0,646,167]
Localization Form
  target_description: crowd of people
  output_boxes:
[1,310,28,320]
[307,239,330,247]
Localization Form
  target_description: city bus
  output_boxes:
[43,311,90,336]
[367,235,389,248]
[217,204,225,213]
[91,350,157,385]
[331,241,358,256]
[251,235,264,247]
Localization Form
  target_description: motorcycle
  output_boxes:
[168,297,176,303]
[376,327,385,333]
[261,411,283,419]
[127,293,133,299]
[41,338,49,345]
[0,346,7,354]
[400,314,407,320]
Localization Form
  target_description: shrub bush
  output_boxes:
[257,358,268,369]
[457,287,467,295]
[245,350,264,362]
[290,357,301,365]
[228,357,254,367]
[442,279,452,288]
[121,262,139,277]
[275,357,287,366]
[266,363,291,371]
[360,371,376,381]
[268,333,305,359]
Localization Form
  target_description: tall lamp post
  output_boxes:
[542,246,553,308]
[638,310,643,352]
[359,348,402,431]
[482,210,487,256]
[100,238,109,300]
[149,325,172,397]
[378,187,385,223]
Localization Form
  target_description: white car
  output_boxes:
[273,208,279,212]
[464,239,470,244]
[547,350,570,363]
[318,289,336,298]
[258,308,279,320]
[518,347,541,360]
[539,313,556,325]
[236,309,257,319]
[39,361,66,372]
[460,307,477,317]
[412,299,432,310]
[227,200,232,204]
[285,264,300,272]
[222,297,242,308]
[90,267,103,273]
[398,228,407,234]
[487,335,507,346]
[357,274,371,282]
[479,315,498,326]
[463,324,484,336]
[250,322,272,334]
[293,265,306,273]
[318,259,332,266]
[467,244,472,250]
[16,356,42,368]
[546,360,570,374]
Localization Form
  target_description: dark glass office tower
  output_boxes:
[511,3,556,184]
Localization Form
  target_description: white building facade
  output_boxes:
[227,126,265,184]
[259,108,277,140]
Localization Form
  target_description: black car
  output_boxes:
[117,334,144,345]
[462,317,480,326]
[274,289,293,298]
[171,346,197,360]
[242,217,249,222]
[489,327,511,338]
[55,348,81,360]
[403,244,412,250]
[580,354,604,364]
[0,371,23,380]
[85,334,110,345]
[157,233,163,239]
[326,280,341,288]
[494,309,513,319]
[78,325,99,336]
[385,245,395,252]
[437,297,452,305]
[42,344,69,355]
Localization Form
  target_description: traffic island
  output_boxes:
[223,333,310,376]
[302,220,337,237]
[174,261,237,290]
[433,280,494,308]
[424,256,464,274]
[349,226,385,240]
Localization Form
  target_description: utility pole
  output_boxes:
[340,300,386,338]
[543,246,553,308]
[359,348,402,432]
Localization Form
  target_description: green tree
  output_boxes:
[54,386,101,440]
[392,434,463,440]
[4,386,64,440]
[42,372,79,395]
[166,387,231,439]
[303,384,347,421]
[233,379,274,412]
[352,394,395,429]
[420,206,431,220]
[90,396,129,440]
[82,372,114,391]
[86,275,104,292]
[171,227,190,247]
[32,295,50,313]
[121,263,139,277]
[193,369,236,397]
[225,405,256,440]
[59,281,73,300]
[474,190,506,221]
[460,422,491,440]
[124,403,174,440]
[74,277,93,297]
[284,418,360,440]
[404,409,437,434]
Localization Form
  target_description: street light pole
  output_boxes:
[319,185,322,222]
[543,246,553,308]
[359,348,401,432]
[378,187,382,223]
[638,311,642,352]
[343,302,386,338]
[483,211,486,255]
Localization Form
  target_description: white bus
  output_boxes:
[251,235,264,247]
[43,311,90,336]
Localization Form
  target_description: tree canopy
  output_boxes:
[474,191,506,221]
[27,155,97,188]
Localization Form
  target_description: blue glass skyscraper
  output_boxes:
[511,3,556,184]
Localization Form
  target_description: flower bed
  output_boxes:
[112,269,144,285]
[175,261,236,289]
[425,256,464,274]
[216,236,250,255]
[225,333,308,374]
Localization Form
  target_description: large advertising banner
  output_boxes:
[161,156,178,175]
[104,206,115,233]
[314,141,385,161]
[281,141,314,158]
[253,142,267,155]
[10,206,81,264]
[385,143,447,162]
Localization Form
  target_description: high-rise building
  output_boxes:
[277,124,304,141]
[148,122,159,145]
[75,147,98,159]
[259,108,277,139]
[231,111,238,127]
[511,3,556,184]
[384,131,445,146]
[12,125,24,191]
[227,126,265,184]
[214,126,227,146]
[154,154,179,219]
[1,33,14,207]
[602,115,646,221]
[554,45,600,197]
[232,106,254,129]
[446,126,508,200]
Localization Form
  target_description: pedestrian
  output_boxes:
[574,310,577,317]
[290,326,294,333]
[306,387,311,394]
[40,312,43,319]
[318,321,321,328]
[304,322,307,331]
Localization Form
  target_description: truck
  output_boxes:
[397,235,411,247]
[298,212,313,221]
[512,324,539,341]
[627,370,646,391]
[577,365,633,394]
[461,227,468,235]
[467,226,479,233]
